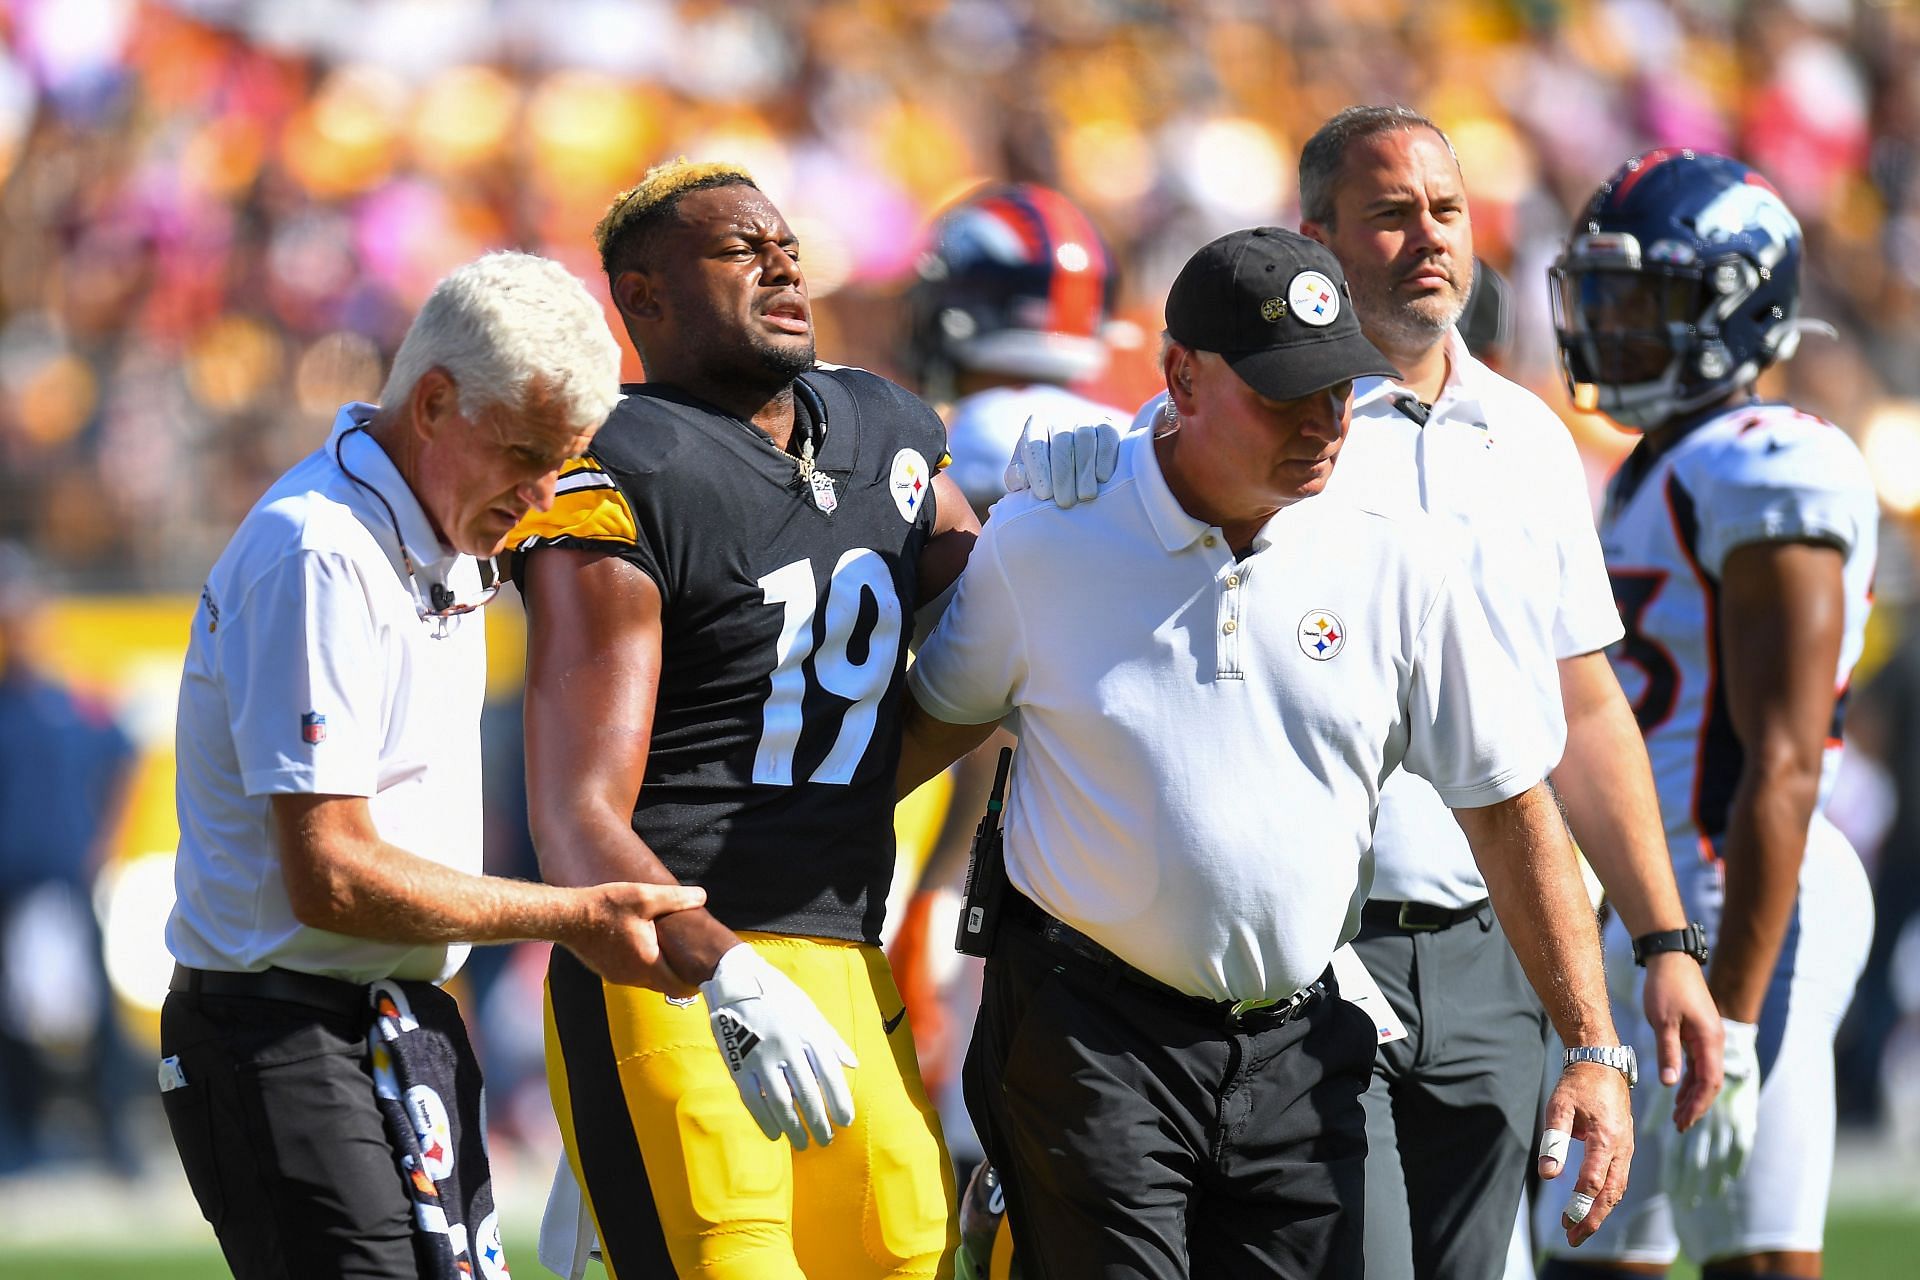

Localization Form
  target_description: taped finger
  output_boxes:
[1563,1191,1595,1225]
[1538,1127,1571,1175]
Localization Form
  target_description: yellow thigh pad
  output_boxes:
[547,934,958,1280]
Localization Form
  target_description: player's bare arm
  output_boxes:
[898,469,986,806]
[1553,649,1724,1126]
[1455,781,1633,1247]
[897,692,997,800]
[916,469,980,605]
[521,544,740,993]
[271,791,704,990]
[1712,538,1847,1023]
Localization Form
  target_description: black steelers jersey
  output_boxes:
[510,367,950,943]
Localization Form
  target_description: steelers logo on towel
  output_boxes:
[891,448,932,523]
[475,1211,510,1280]
[1299,610,1346,660]
[406,1084,456,1181]
[370,979,420,1038]
[1288,270,1340,327]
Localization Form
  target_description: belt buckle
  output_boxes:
[1397,901,1442,932]
[1228,981,1323,1028]
[1228,994,1281,1023]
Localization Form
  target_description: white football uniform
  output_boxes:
[1539,401,1878,1265]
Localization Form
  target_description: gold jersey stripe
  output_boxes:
[507,458,638,550]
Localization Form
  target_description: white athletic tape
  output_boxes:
[1564,1191,1595,1225]
[1538,1128,1571,1168]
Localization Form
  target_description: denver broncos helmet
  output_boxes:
[1551,149,1822,431]
[906,183,1116,394]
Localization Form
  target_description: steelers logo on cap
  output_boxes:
[1288,270,1340,327]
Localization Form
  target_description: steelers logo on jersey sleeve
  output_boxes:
[890,448,932,522]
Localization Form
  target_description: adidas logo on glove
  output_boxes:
[715,1008,763,1070]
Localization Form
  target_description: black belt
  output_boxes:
[170,964,369,1019]
[1361,898,1490,933]
[1003,892,1326,1031]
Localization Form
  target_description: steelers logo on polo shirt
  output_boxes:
[1299,610,1345,660]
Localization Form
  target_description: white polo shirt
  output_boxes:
[1325,329,1623,908]
[169,403,488,984]
[908,427,1552,1003]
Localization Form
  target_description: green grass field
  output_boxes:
[9,1207,1920,1279]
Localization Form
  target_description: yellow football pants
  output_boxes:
[546,932,958,1279]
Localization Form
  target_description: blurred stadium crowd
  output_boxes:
[3,0,1920,1184]
[9,0,1920,585]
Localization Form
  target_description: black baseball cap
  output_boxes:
[1165,227,1399,400]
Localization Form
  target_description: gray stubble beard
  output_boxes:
[1369,277,1471,355]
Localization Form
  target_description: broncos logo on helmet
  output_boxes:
[905,183,1118,396]
[1550,149,1829,432]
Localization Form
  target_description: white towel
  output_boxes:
[536,1156,599,1280]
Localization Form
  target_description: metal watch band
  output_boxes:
[1631,921,1709,967]
[1564,1044,1638,1089]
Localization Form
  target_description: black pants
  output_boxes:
[1355,907,1548,1280]
[964,923,1375,1279]
[160,990,420,1279]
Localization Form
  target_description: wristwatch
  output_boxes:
[1632,922,1709,967]
[1564,1044,1638,1089]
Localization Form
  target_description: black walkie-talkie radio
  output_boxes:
[954,747,1014,958]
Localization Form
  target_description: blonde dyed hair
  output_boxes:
[594,158,757,276]
[380,251,622,436]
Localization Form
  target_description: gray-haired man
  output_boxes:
[163,251,707,1280]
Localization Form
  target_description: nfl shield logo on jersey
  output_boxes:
[890,449,931,522]
[807,470,839,514]
[301,711,327,744]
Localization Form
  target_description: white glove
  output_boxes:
[1003,415,1121,508]
[1663,1017,1759,1206]
[701,943,857,1149]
